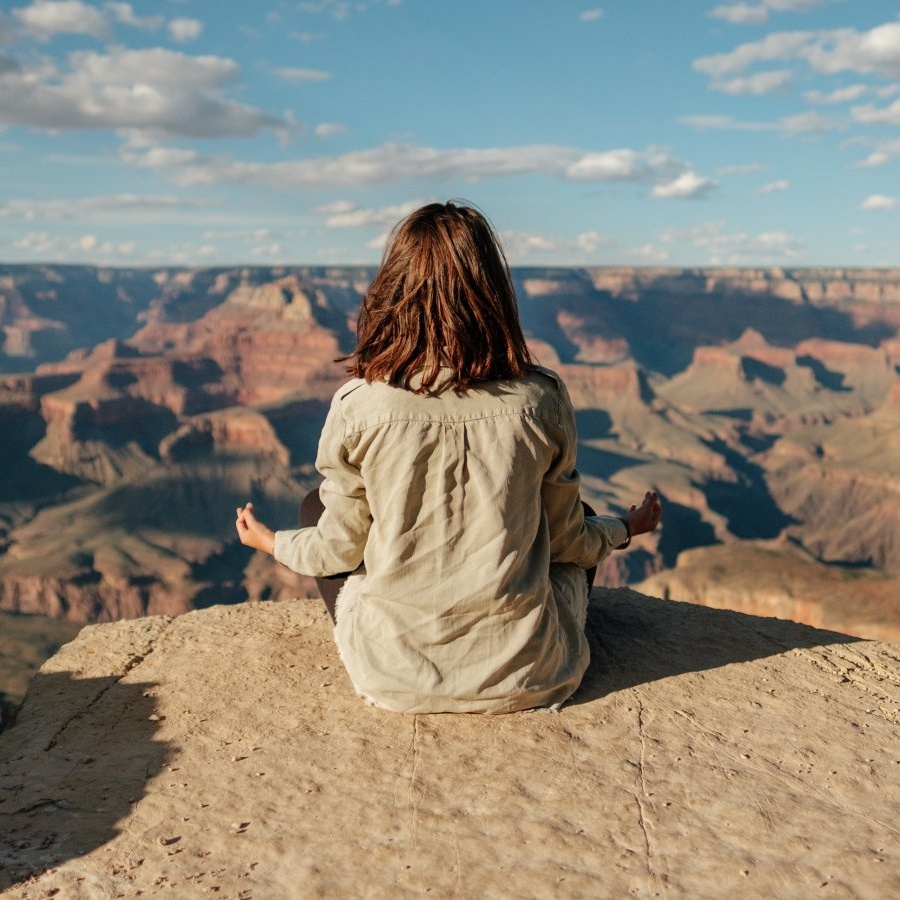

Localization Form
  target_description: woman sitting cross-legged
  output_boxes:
[236,201,661,714]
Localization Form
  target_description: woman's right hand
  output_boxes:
[235,502,276,555]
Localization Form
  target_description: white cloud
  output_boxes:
[683,111,840,134]
[695,23,900,81]
[0,193,214,221]
[14,230,57,253]
[298,0,402,19]
[756,179,790,194]
[662,220,803,263]
[804,84,867,104]
[500,229,612,262]
[711,69,792,95]
[681,114,774,131]
[778,109,842,132]
[203,228,271,240]
[13,0,109,40]
[315,122,349,138]
[104,2,163,30]
[0,47,283,139]
[860,194,898,210]
[852,97,900,126]
[851,138,900,168]
[250,242,283,258]
[277,67,331,83]
[168,17,203,43]
[708,3,769,25]
[315,199,423,228]
[709,1,827,26]
[578,8,603,23]
[576,231,609,253]
[630,243,669,262]
[694,32,813,78]
[120,140,713,194]
[717,162,767,175]
[651,171,718,199]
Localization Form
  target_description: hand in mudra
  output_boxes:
[625,491,662,537]
[235,502,275,555]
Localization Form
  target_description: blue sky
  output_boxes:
[1,0,900,266]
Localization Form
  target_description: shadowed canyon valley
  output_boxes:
[2,263,900,680]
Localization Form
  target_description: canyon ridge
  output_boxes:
[1,264,899,647]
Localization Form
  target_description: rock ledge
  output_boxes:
[1,589,899,898]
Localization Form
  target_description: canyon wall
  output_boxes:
[2,265,900,640]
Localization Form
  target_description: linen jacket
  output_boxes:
[273,366,627,713]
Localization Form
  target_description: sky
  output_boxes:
[1,0,900,268]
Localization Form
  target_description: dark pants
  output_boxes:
[299,490,598,624]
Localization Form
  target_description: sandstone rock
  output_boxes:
[1,589,898,898]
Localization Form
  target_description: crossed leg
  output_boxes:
[299,489,599,624]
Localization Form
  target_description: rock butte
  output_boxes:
[1,588,899,898]
[2,264,900,646]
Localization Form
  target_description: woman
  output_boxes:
[236,201,661,713]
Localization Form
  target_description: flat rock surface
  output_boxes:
[1,589,899,899]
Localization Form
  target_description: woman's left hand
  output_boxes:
[625,491,662,537]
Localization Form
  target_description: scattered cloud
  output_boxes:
[851,137,900,168]
[168,17,203,43]
[296,0,402,20]
[711,69,792,95]
[860,194,898,210]
[576,231,609,253]
[315,199,424,228]
[694,23,900,82]
[500,229,612,262]
[0,47,283,139]
[779,110,842,132]
[662,220,803,263]
[708,3,769,25]
[579,9,604,23]
[11,0,173,41]
[804,84,867,104]
[11,229,138,257]
[630,243,669,262]
[652,171,718,199]
[0,193,214,220]
[121,140,714,195]
[12,1,110,41]
[708,1,826,26]
[315,122,349,138]
[105,3,163,30]
[277,67,332,83]
[852,97,900,126]
[682,111,840,134]
[756,179,790,194]
[681,114,774,131]
[717,162,767,175]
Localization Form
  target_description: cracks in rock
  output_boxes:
[43,618,174,753]
[396,713,424,849]
[630,692,667,897]
[794,646,900,724]
[670,707,900,839]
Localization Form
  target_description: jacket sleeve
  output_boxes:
[273,390,371,577]
[541,377,628,568]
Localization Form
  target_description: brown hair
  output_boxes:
[345,201,533,393]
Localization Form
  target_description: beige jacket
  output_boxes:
[274,367,627,713]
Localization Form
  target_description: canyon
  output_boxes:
[1,264,899,652]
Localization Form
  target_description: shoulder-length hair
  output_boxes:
[345,201,533,393]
